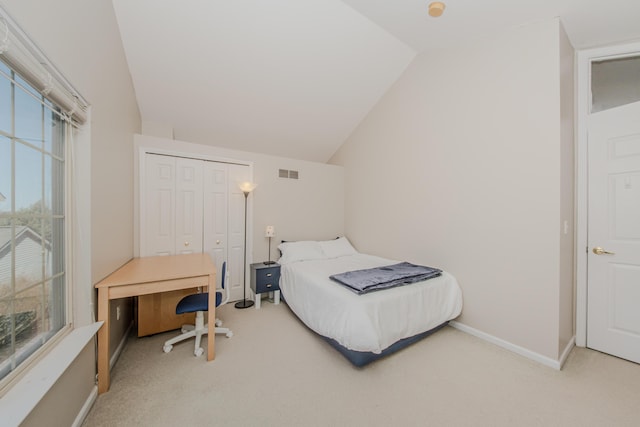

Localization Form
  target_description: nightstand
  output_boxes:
[250,263,281,309]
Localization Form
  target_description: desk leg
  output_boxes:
[97,287,110,394]
[207,273,216,361]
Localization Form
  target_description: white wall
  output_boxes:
[134,134,345,264]
[330,18,574,362]
[558,23,576,357]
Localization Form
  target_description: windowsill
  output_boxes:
[0,322,102,427]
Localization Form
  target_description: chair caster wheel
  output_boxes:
[163,345,173,353]
[226,331,233,338]
[215,319,223,327]
[194,347,204,357]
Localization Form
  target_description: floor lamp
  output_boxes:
[235,182,256,309]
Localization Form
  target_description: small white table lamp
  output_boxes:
[264,225,276,265]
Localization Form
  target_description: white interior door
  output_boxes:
[587,100,640,363]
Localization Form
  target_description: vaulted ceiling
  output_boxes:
[112,0,640,162]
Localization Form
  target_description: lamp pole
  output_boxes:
[235,187,254,309]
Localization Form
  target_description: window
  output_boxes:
[0,58,67,383]
[591,55,640,113]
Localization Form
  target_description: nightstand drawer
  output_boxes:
[255,268,280,293]
[255,279,279,294]
[256,267,279,283]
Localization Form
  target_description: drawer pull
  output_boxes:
[266,273,272,277]
[266,284,272,288]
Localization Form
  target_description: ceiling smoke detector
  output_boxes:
[428,2,446,17]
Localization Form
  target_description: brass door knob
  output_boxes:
[592,247,615,255]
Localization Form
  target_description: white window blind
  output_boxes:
[0,10,88,124]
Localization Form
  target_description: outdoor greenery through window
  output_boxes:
[0,58,67,382]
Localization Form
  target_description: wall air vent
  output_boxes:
[278,169,300,179]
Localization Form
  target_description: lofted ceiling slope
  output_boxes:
[112,0,640,163]
[112,0,416,162]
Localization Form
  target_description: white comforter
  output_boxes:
[279,253,463,354]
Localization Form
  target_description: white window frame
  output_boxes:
[0,62,71,385]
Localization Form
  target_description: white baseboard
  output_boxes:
[449,321,575,370]
[110,321,134,370]
[558,335,576,369]
[72,385,97,427]
[76,322,132,427]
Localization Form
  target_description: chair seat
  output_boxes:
[176,292,222,314]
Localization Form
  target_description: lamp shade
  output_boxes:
[238,181,257,193]
[265,225,275,238]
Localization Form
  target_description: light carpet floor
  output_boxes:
[83,302,640,427]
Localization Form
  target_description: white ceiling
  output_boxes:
[112,0,640,163]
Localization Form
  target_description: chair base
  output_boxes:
[163,310,232,357]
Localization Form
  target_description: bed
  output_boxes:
[277,237,463,366]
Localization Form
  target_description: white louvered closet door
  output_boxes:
[203,161,228,287]
[141,152,251,301]
[142,154,203,256]
[142,154,176,256]
[175,158,204,254]
[202,162,250,299]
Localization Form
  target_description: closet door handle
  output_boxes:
[592,246,614,255]
[184,241,190,247]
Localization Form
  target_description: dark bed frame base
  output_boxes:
[321,322,449,367]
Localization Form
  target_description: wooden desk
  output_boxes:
[95,253,216,394]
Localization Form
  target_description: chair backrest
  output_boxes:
[217,261,230,307]
[221,261,226,289]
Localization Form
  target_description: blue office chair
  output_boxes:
[163,261,233,357]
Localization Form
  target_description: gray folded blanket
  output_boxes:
[329,262,442,295]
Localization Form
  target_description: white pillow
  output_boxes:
[277,240,326,264]
[319,237,358,259]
